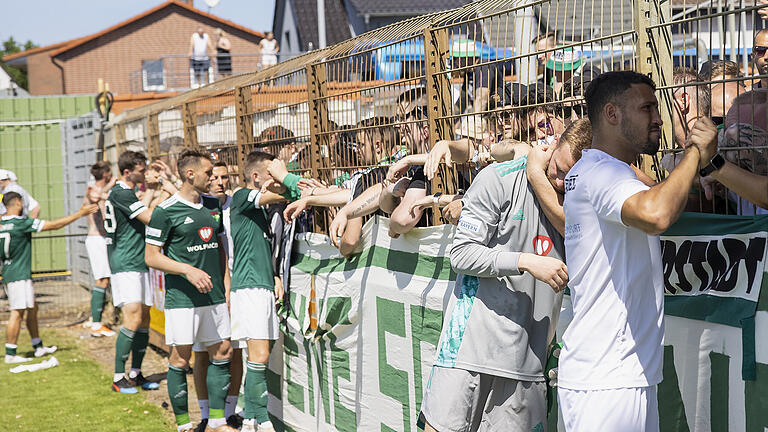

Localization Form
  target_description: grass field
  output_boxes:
[1,327,173,432]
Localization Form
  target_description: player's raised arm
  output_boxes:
[40,203,98,232]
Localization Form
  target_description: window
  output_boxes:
[142,59,165,91]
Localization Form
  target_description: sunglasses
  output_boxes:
[537,119,552,129]
[754,46,768,56]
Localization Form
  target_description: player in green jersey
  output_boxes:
[145,150,236,432]
[106,151,176,394]
[231,151,302,432]
[2,192,97,363]
[193,160,245,431]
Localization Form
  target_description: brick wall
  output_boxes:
[27,51,64,95]
[37,4,262,95]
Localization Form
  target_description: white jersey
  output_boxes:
[221,195,234,273]
[560,149,664,390]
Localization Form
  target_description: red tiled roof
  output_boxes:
[2,0,264,62]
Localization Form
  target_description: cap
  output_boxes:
[546,47,582,72]
[451,39,479,58]
[0,169,11,181]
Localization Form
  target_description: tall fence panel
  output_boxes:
[0,95,94,273]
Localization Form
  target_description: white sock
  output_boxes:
[91,322,102,330]
[225,395,238,418]
[129,368,140,379]
[113,373,124,382]
[177,423,193,432]
[208,418,225,428]
[198,399,209,419]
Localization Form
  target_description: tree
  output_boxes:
[1,36,37,91]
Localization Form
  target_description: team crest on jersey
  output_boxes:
[210,211,220,222]
[198,226,213,242]
[533,235,553,256]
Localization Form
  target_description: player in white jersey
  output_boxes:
[559,71,718,431]
[84,161,116,337]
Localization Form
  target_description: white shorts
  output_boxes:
[6,279,34,310]
[230,288,279,348]
[165,303,231,351]
[111,271,153,308]
[85,235,111,280]
[559,386,659,432]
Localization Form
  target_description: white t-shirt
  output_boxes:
[192,33,210,61]
[559,149,665,390]
[260,39,278,55]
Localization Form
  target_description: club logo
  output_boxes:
[198,226,213,242]
[533,235,553,256]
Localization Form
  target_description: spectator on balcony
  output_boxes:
[0,170,40,218]
[214,28,232,77]
[189,27,214,88]
[752,29,768,90]
[260,32,279,69]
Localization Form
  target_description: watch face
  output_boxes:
[712,154,725,169]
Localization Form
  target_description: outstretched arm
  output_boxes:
[41,204,98,231]
[709,161,768,209]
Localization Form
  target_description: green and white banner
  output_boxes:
[267,214,768,432]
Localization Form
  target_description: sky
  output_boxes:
[0,0,276,48]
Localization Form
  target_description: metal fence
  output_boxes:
[110,0,768,230]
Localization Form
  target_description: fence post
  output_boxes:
[306,63,330,233]
[235,85,254,183]
[115,122,126,157]
[306,63,329,182]
[424,26,457,224]
[147,113,160,161]
[183,101,198,149]
[635,0,673,180]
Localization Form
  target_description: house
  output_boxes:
[0,67,29,97]
[272,0,473,55]
[2,0,264,98]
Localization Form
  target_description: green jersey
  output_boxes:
[230,188,274,292]
[0,216,44,283]
[145,193,225,309]
[105,181,148,273]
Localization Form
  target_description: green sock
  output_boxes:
[207,359,231,420]
[167,365,190,426]
[244,361,269,423]
[5,344,17,356]
[91,286,106,322]
[114,327,134,374]
[131,328,149,371]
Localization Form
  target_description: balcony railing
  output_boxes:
[129,52,305,93]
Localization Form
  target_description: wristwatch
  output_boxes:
[699,153,725,177]
[433,192,443,206]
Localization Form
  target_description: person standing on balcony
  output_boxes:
[259,32,279,69]
[189,27,214,88]
[215,28,232,78]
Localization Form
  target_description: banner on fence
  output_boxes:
[267,214,768,432]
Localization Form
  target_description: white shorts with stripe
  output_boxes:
[111,271,152,308]
[85,235,111,280]
[558,386,659,432]
[6,279,34,310]
[230,287,279,349]
[165,303,231,351]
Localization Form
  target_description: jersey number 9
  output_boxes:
[104,201,117,234]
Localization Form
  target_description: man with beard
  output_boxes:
[558,71,718,431]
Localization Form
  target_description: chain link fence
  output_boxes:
[108,0,768,230]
